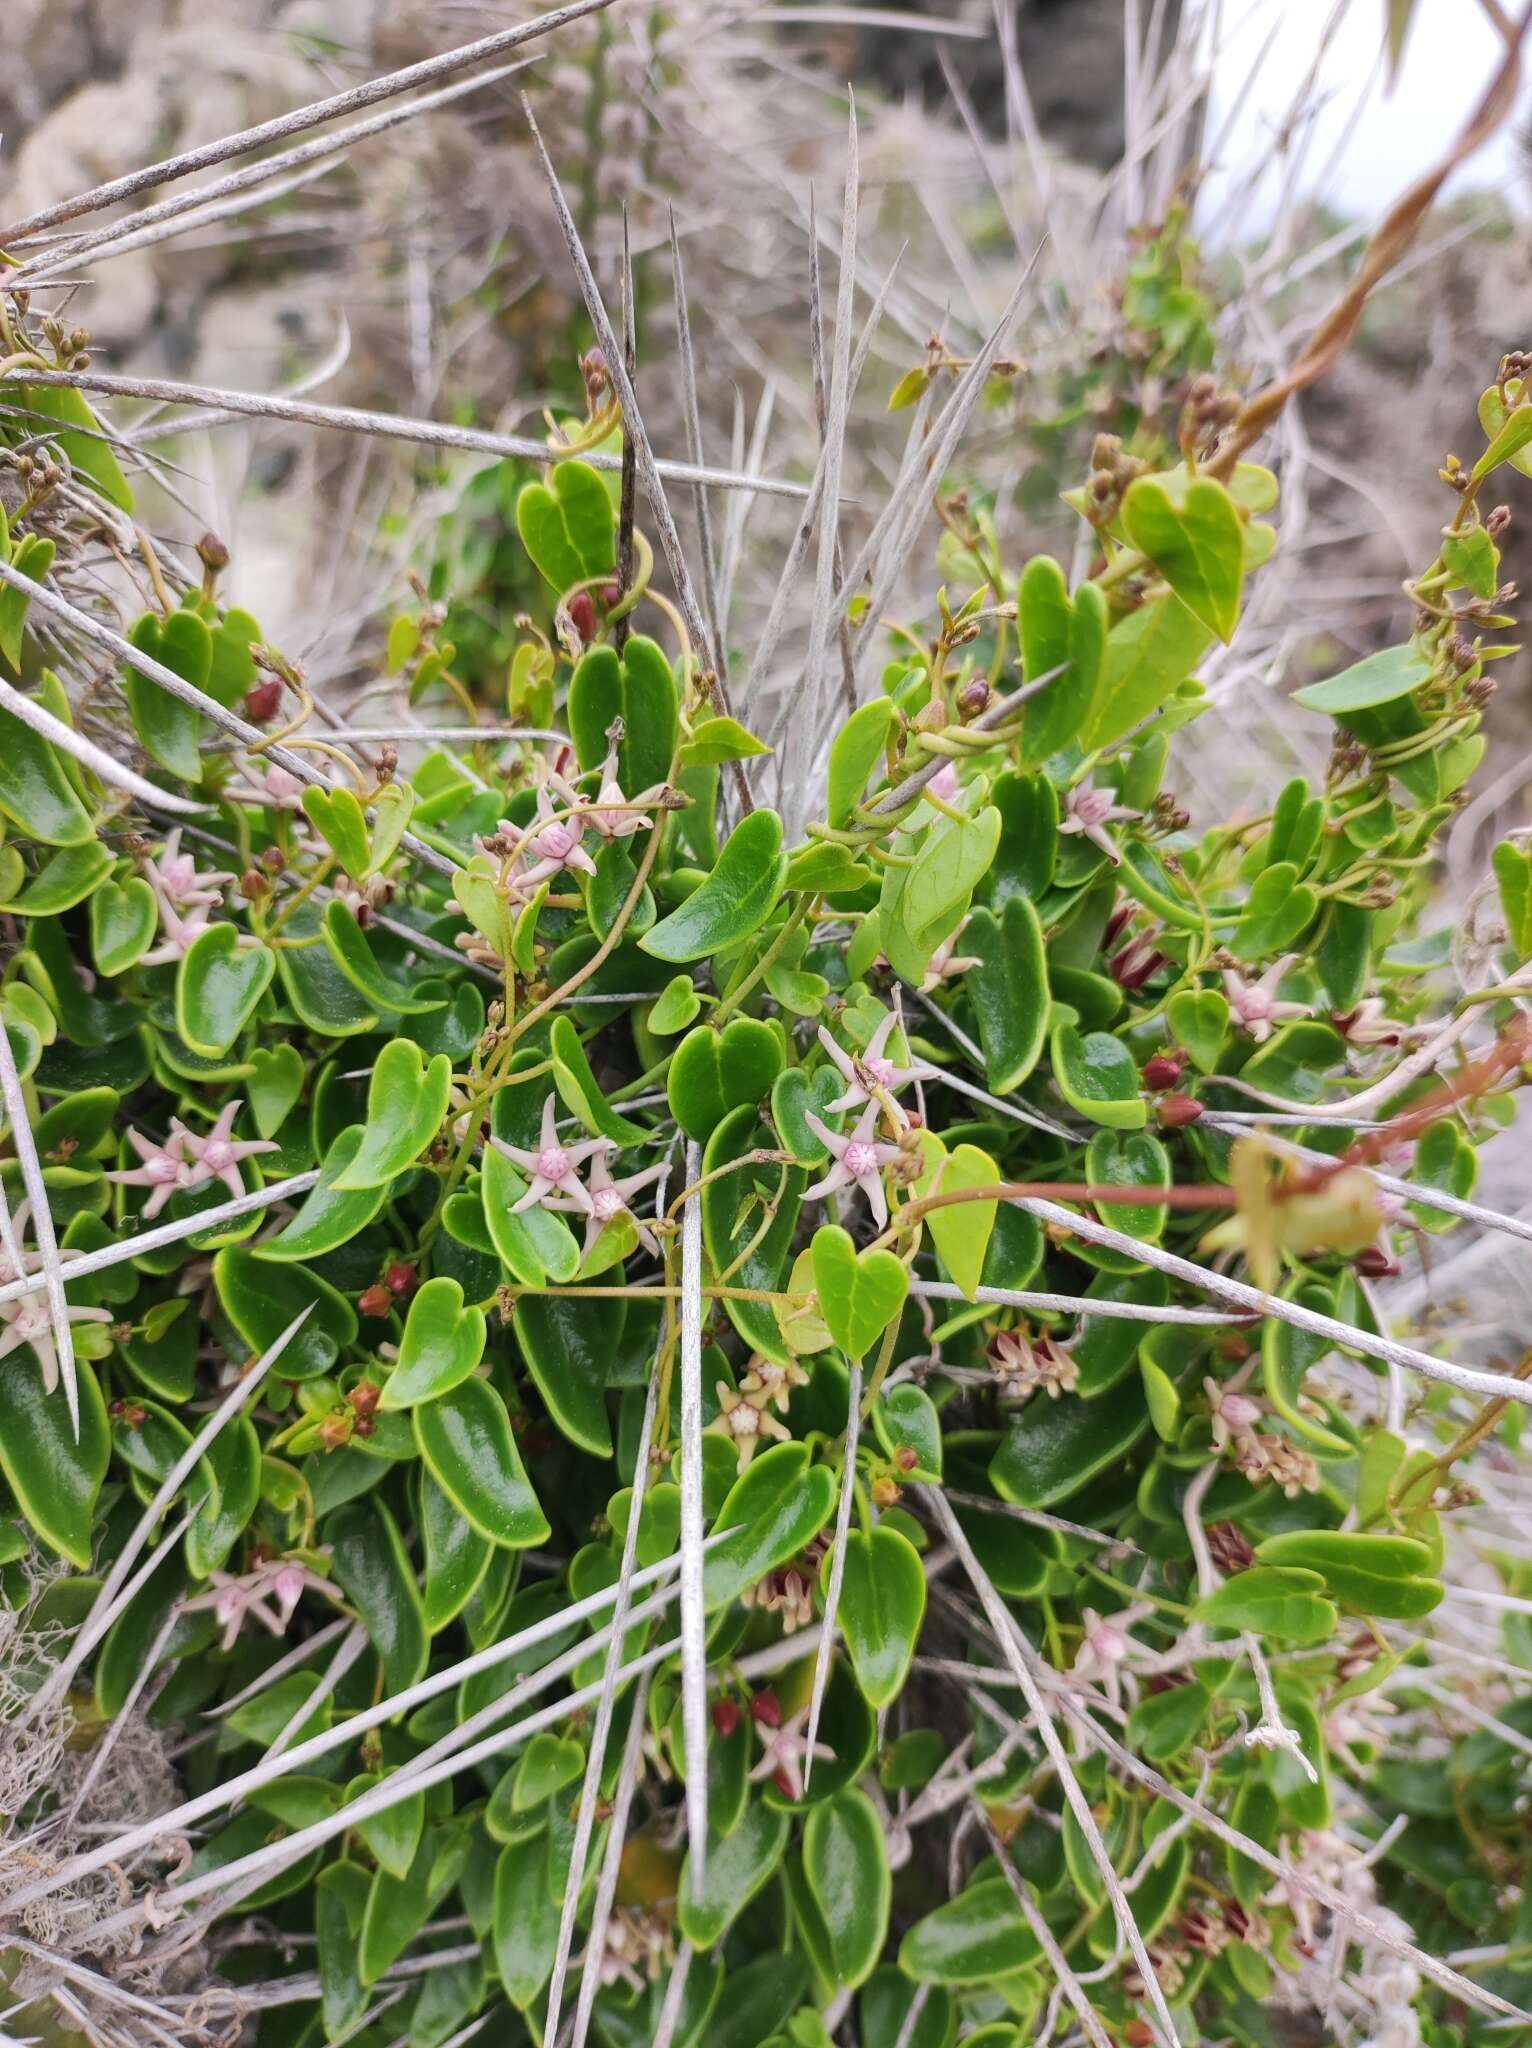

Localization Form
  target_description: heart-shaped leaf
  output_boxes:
[413,1375,549,1547]
[380,1277,486,1408]
[1232,862,1318,959]
[6,839,112,916]
[833,1527,926,1708]
[480,1146,581,1288]
[302,785,372,880]
[345,1770,423,1883]
[247,1043,306,1138]
[771,1064,844,1167]
[175,924,276,1057]
[515,459,615,592]
[333,1040,451,1190]
[648,974,701,1035]
[1166,987,1228,1073]
[640,808,787,963]
[1192,1566,1337,1643]
[566,632,677,797]
[702,1107,807,1365]
[366,782,414,874]
[704,1441,837,1610]
[257,1126,387,1262]
[679,715,771,767]
[1254,1530,1442,1621]
[213,1246,357,1379]
[1123,474,1245,642]
[89,876,159,978]
[124,608,209,781]
[1050,1017,1146,1130]
[915,1139,998,1301]
[668,1016,785,1140]
[812,1225,909,1361]
[0,1354,109,1567]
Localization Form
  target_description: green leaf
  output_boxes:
[213,1246,357,1379]
[274,901,379,1038]
[811,1225,908,1361]
[1494,841,1532,957]
[320,902,446,1013]
[316,1862,372,2039]
[515,460,616,591]
[1084,1128,1170,1239]
[567,633,677,798]
[990,1377,1150,1508]
[90,877,158,977]
[1292,644,1430,716]
[174,924,275,1057]
[124,610,209,782]
[680,715,771,766]
[1084,592,1213,750]
[1050,1017,1146,1129]
[0,535,55,667]
[414,1375,549,1548]
[834,1527,925,1709]
[668,1017,785,1140]
[1255,1530,1443,1620]
[246,1043,306,1139]
[0,1354,109,1567]
[1442,526,1499,599]
[703,1106,806,1363]
[872,1383,942,1479]
[901,806,1001,945]
[1017,555,1072,761]
[771,1064,844,1168]
[550,1013,651,1143]
[828,698,896,828]
[421,1465,492,1632]
[186,1415,261,1579]
[513,1293,618,1455]
[333,1039,451,1189]
[899,1877,1040,1984]
[347,1770,423,1883]
[964,897,1048,1093]
[0,384,133,508]
[328,1498,429,1697]
[679,1798,792,1947]
[1122,475,1245,642]
[1473,398,1532,481]
[703,1441,837,1609]
[302,785,371,880]
[366,782,415,875]
[0,694,93,844]
[1231,863,1317,960]
[380,1277,486,1408]
[1166,988,1228,1073]
[4,839,112,915]
[802,1790,890,1989]
[648,973,701,1035]
[916,1138,998,1301]
[989,771,1059,904]
[256,1126,385,1261]
[494,1833,559,2008]
[640,809,787,962]
[1191,1566,1338,1643]
[360,1828,462,1984]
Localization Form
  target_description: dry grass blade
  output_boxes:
[0,1018,77,1437]
[806,107,861,715]
[973,1802,1114,2048]
[802,1362,860,1795]
[923,1486,1182,2048]
[520,96,753,814]
[650,1942,694,2048]
[677,1137,710,1880]
[0,0,622,244]
[5,369,811,502]
[567,1666,656,2047]
[668,210,727,679]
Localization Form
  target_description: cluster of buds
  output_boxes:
[1205,1376,1320,1498]
[1084,433,1150,525]
[594,1907,672,1992]
[987,1325,1080,1401]
[1148,790,1191,836]
[1177,371,1240,457]
[359,1261,420,1319]
[41,316,91,368]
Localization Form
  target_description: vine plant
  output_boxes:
[1,273,1531,2048]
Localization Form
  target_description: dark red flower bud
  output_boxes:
[358,1284,393,1318]
[749,1687,783,1729]
[244,678,283,722]
[1140,1051,1185,1091]
[386,1262,418,1297]
[1354,1246,1400,1279]
[712,1699,741,1737]
[1158,1093,1203,1128]
[895,1446,918,1471]
[567,591,597,642]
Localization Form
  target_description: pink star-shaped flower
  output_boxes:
[490,1094,611,1215]
[178,1102,279,1200]
[516,778,600,891]
[139,896,217,967]
[586,731,663,844]
[747,1697,836,1803]
[184,1552,335,1650]
[143,830,234,912]
[1223,956,1310,1044]
[107,1125,197,1218]
[0,1295,112,1392]
[803,1102,905,1228]
[1059,778,1142,865]
[816,1000,939,1130]
[545,1149,668,1256]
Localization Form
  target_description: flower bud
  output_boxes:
[386,1262,418,1297]
[711,1699,741,1737]
[749,1687,783,1729]
[1158,1093,1203,1127]
[568,591,597,642]
[245,678,283,723]
[196,532,230,574]
[358,1284,393,1318]
[1140,1051,1185,1091]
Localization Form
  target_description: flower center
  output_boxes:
[162,856,197,898]
[203,1139,234,1171]
[1073,786,1112,825]
[148,1153,181,1183]
[593,1186,623,1221]
[1239,988,1273,1021]
[843,1141,879,1178]
[536,1145,571,1182]
[730,1403,761,1435]
[537,822,578,863]
[863,1055,897,1087]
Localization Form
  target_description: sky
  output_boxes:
[1201,0,1528,231]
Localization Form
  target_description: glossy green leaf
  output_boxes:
[516,459,616,591]
[381,1277,486,1408]
[679,715,771,766]
[514,1292,619,1456]
[872,1383,942,1479]
[1084,1128,1170,1238]
[90,876,158,977]
[5,839,113,915]
[124,609,209,782]
[246,1043,306,1140]
[802,1789,889,1988]
[320,901,446,1013]
[550,1013,650,1143]
[1191,1566,1337,1643]
[328,1498,430,1696]
[213,1245,358,1379]
[0,383,133,508]
[347,1768,424,1883]
[1232,862,1318,959]
[1084,591,1212,749]
[702,1106,806,1364]
[900,805,1001,945]
[899,1877,1040,1983]
[1292,643,1430,716]
[0,536,55,668]
[186,1415,261,1580]
[964,897,1048,1093]
[916,1137,998,1300]
[0,1353,109,1567]
[481,1144,582,1288]
[640,808,786,962]
[175,924,275,1057]
[0,697,93,845]
[990,1376,1150,1508]
[494,1833,559,2008]
[669,1016,785,1141]
[833,1527,925,1708]
[989,771,1059,905]
[1022,563,1107,762]
[421,1464,492,1631]
[274,901,380,1038]
[1166,987,1228,1073]
[1255,1530,1443,1620]
[704,1441,837,1609]
[316,1861,372,2040]
[302,784,371,880]
[678,1797,792,1947]
[1122,474,1245,642]
[414,1375,549,1547]
[257,1125,386,1261]
[567,633,677,798]
[1050,1017,1146,1129]
[828,698,895,827]
[811,1224,908,1361]
[771,1064,843,1168]
[333,1040,451,1190]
